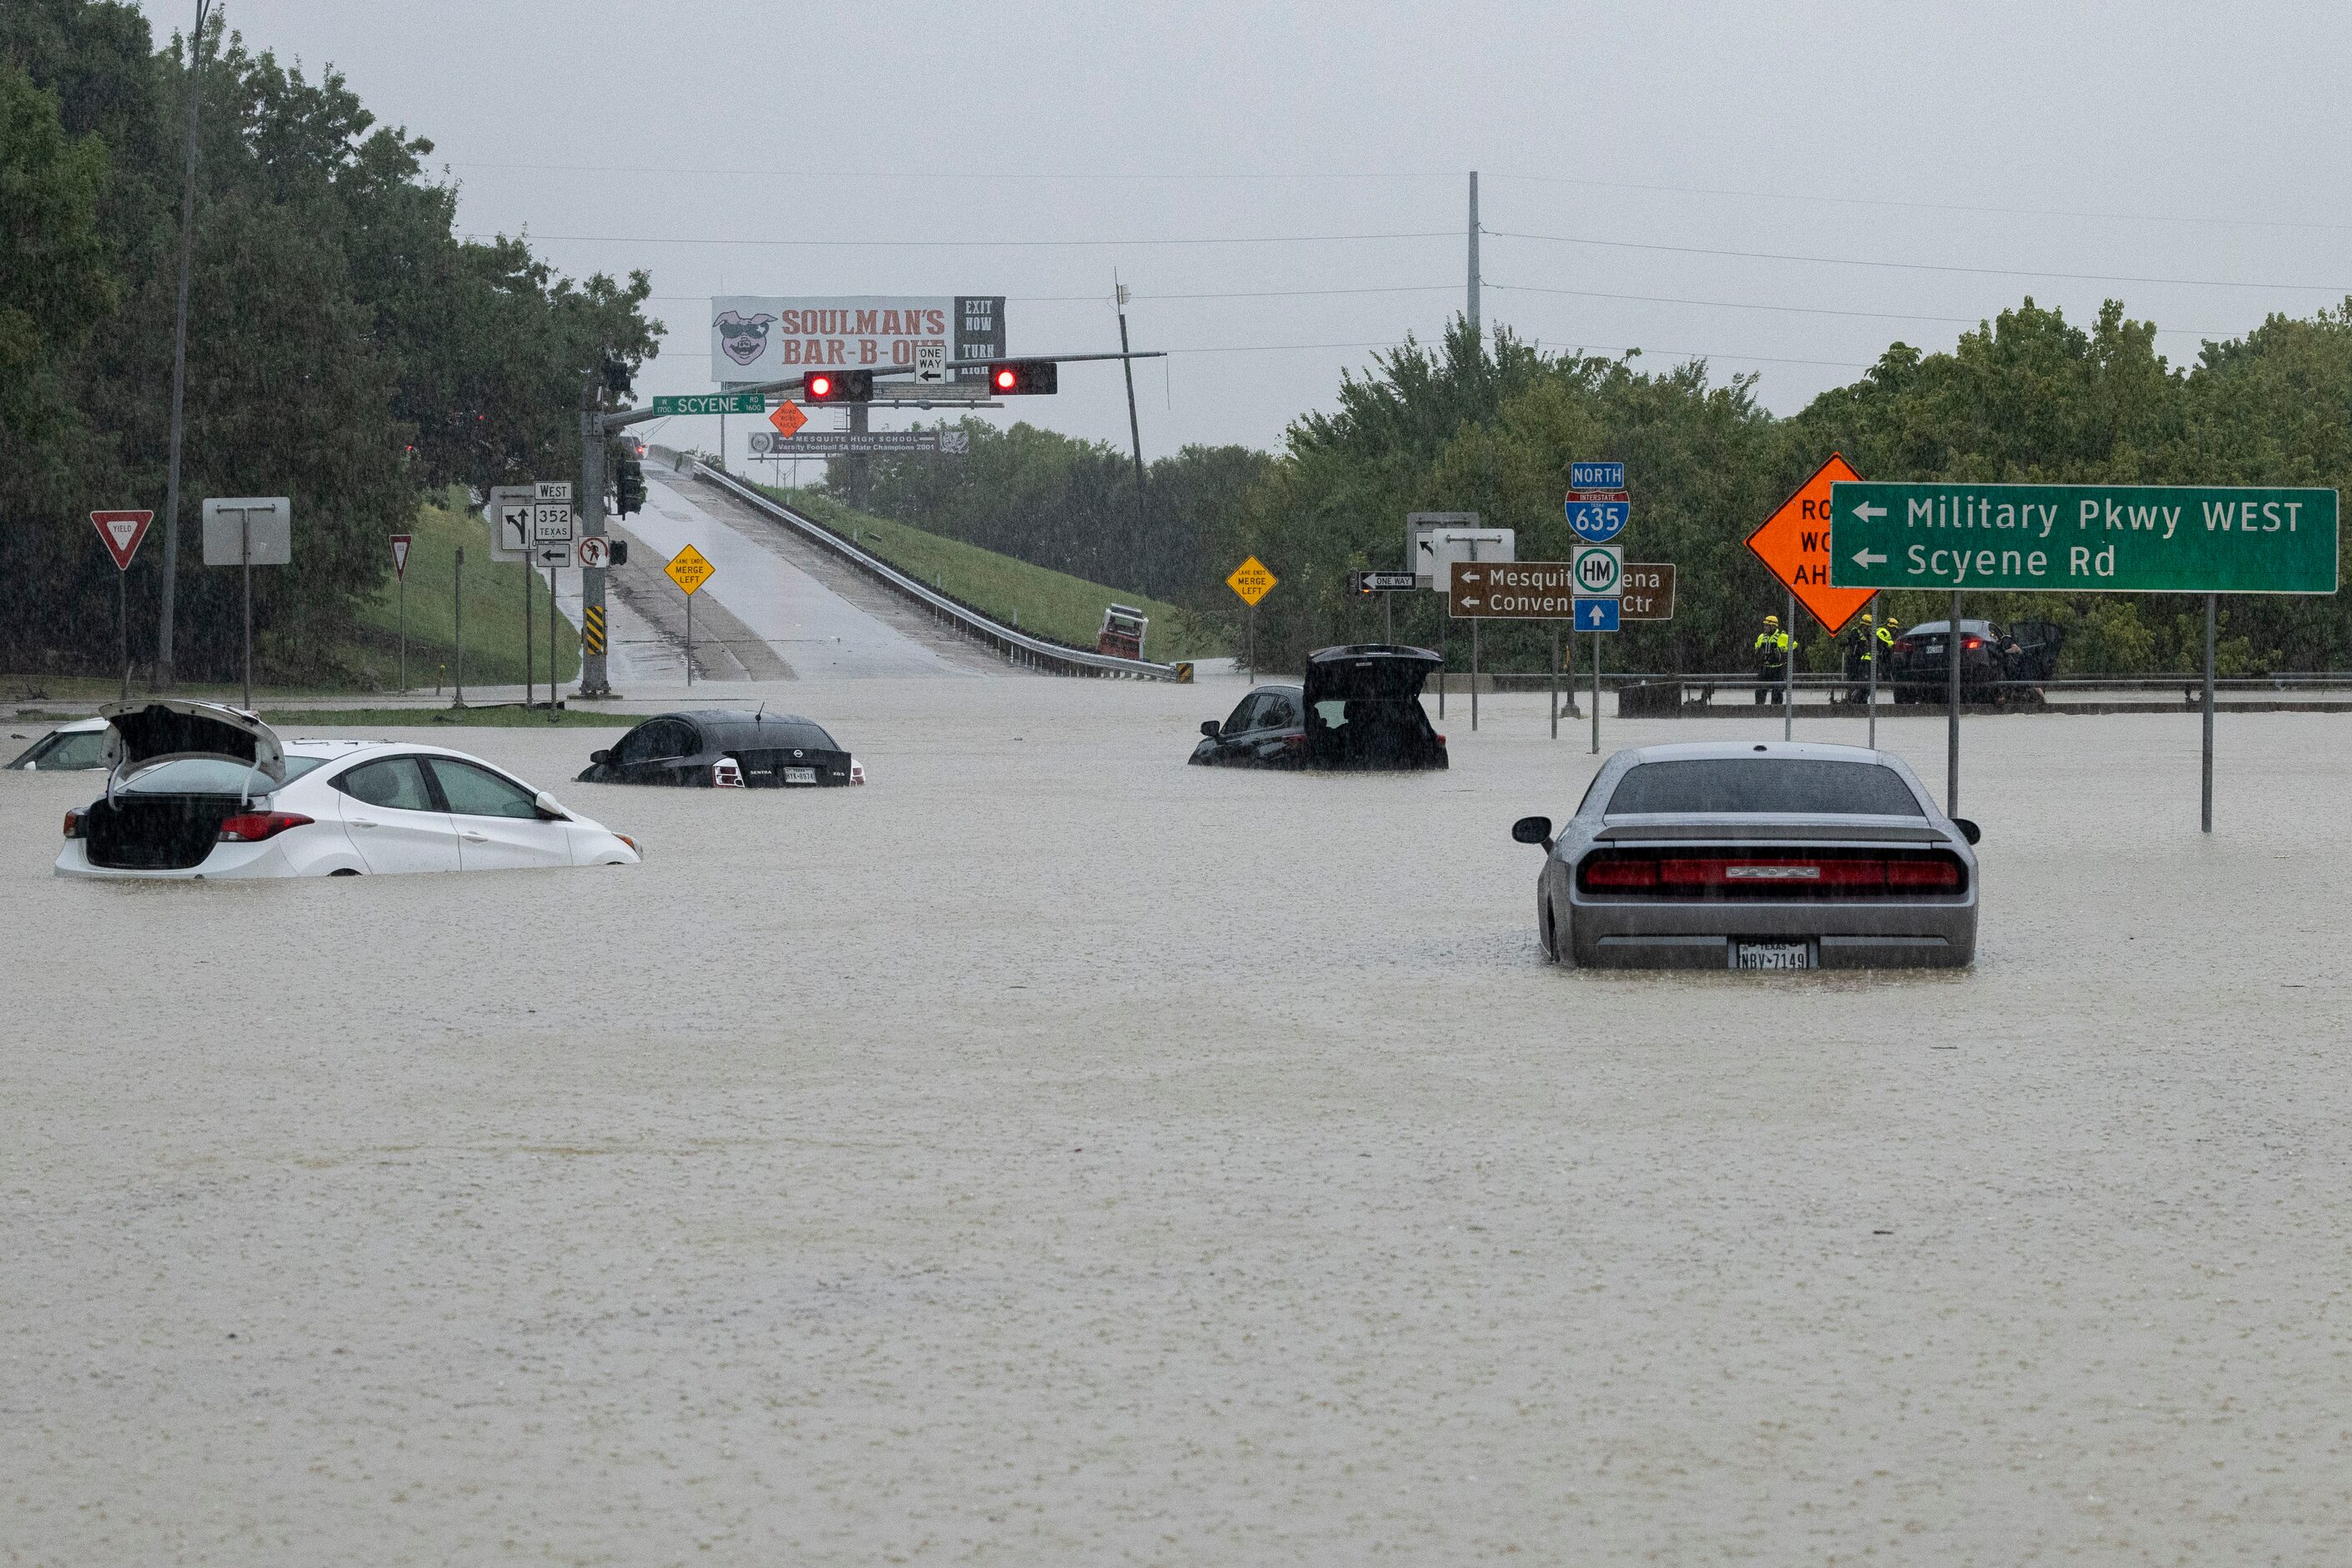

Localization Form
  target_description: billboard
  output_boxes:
[711,296,1004,389]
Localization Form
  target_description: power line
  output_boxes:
[1487,229,2352,294]
[644,283,1462,306]
[478,229,1455,250]
[1482,170,2352,236]
[1489,280,2235,337]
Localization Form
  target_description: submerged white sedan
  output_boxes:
[55,700,640,879]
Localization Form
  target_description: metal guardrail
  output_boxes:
[652,451,1189,681]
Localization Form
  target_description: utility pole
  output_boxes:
[1467,170,1481,343]
[155,0,213,690]
[1115,276,1149,544]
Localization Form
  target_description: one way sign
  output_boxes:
[1573,596,1620,631]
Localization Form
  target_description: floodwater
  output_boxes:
[5,680,2349,1564]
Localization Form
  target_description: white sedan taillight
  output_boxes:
[849,756,866,785]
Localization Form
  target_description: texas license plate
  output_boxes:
[1732,941,1813,970]
[782,766,817,785]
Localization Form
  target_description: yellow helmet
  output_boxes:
[1763,615,1780,626]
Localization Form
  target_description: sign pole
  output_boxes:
[453,546,465,706]
[1550,624,1559,741]
[119,568,129,702]
[1437,619,1445,719]
[1384,593,1393,645]
[1470,619,1479,731]
[240,507,253,711]
[1783,589,1795,741]
[1946,590,1962,815]
[2203,594,2216,833]
[685,588,694,687]
[1590,630,1601,755]
[1866,594,1879,750]
[524,540,534,708]
[398,571,407,692]
[549,565,559,708]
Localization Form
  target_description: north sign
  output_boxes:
[653,392,765,415]
[1828,482,2339,595]
[1570,461,1625,490]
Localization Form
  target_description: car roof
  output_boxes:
[1616,740,1896,766]
[642,709,822,728]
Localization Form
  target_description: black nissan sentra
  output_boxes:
[1190,645,1447,771]
[579,710,864,788]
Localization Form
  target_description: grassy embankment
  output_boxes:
[346,493,579,690]
[751,482,1224,662]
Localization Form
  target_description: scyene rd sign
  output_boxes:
[1829,482,2339,595]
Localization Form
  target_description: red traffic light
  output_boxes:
[802,369,873,402]
[986,359,1058,395]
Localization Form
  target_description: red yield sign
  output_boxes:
[90,510,154,571]
[1747,453,1874,635]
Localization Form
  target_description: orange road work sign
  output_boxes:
[768,400,807,438]
[1747,452,1875,635]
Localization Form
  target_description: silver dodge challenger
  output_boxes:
[1513,741,1980,969]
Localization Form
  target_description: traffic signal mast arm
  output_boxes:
[595,367,925,431]
[943,351,1166,369]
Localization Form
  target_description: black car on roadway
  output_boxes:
[578,710,864,787]
[1190,645,1448,771]
[1887,619,2063,703]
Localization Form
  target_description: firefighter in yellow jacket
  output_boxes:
[1753,615,1796,704]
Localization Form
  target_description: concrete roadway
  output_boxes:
[555,468,1002,683]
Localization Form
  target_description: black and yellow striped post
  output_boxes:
[582,603,606,658]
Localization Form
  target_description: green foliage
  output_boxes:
[758,483,1223,661]
[0,0,657,685]
[344,492,578,690]
[854,417,1272,609]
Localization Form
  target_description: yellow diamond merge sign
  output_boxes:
[665,542,716,596]
[1226,555,1277,607]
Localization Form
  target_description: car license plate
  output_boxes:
[1732,941,1813,970]
[782,766,817,785]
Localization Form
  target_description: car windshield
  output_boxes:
[1607,758,1925,816]
[120,755,326,794]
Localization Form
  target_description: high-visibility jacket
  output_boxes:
[1754,630,1793,659]
[1854,624,1894,663]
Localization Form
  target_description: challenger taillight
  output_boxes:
[1580,847,1966,898]
[216,812,313,842]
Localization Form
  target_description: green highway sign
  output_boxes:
[1828,481,2339,595]
[651,392,765,416]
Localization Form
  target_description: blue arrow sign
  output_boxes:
[1574,596,1620,631]
[1565,497,1630,543]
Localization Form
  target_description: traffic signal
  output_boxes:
[986,359,1058,395]
[803,368,873,402]
[600,351,633,397]
[614,455,645,516]
[607,539,630,567]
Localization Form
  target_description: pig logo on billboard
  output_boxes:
[715,310,776,367]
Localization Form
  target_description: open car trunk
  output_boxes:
[81,701,286,870]
[1301,645,1447,771]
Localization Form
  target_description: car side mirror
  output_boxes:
[1200,721,1222,738]
[1512,815,1554,847]
[590,749,613,766]
[1952,817,1981,845]
[534,790,572,822]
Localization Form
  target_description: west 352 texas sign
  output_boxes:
[1828,481,2339,595]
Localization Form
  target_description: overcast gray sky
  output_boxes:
[143,1,2352,465]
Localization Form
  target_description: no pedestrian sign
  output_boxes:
[1227,555,1277,607]
[665,543,716,595]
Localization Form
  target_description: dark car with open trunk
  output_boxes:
[1190,645,1448,771]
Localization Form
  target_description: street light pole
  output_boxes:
[154,0,212,691]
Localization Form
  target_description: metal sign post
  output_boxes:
[524,539,534,708]
[453,545,465,706]
[1470,619,1479,731]
[390,534,411,692]
[1784,589,1796,742]
[90,511,154,701]
[1550,625,1560,741]
[1225,557,1277,681]
[665,544,716,686]
[2203,594,2217,832]
[548,564,559,709]
[1866,593,1879,749]
[1947,591,1962,815]
[1591,630,1601,755]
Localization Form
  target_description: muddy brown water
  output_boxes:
[5,681,2348,1563]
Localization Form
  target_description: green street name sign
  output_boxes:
[1828,481,2339,595]
[650,392,765,416]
